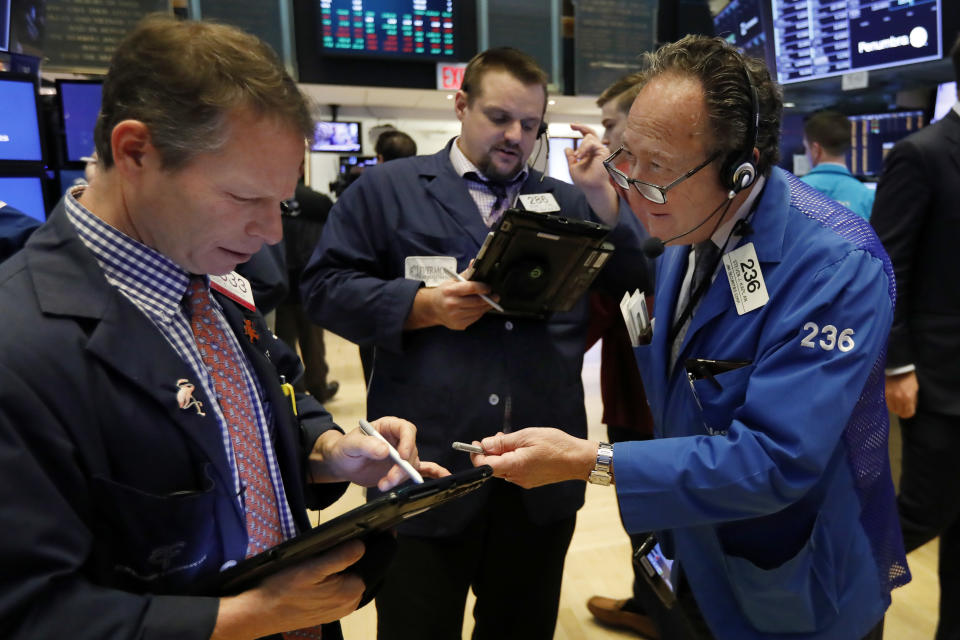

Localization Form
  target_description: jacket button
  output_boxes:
[488,394,500,405]
[504,321,514,330]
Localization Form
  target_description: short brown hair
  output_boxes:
[639,35,783,177]
[94,14,313,170]
[460,47,548,112]
[803,110,851,156]
[597,72,646,116]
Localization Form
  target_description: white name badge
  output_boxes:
[722,242,768,316]
[209,271,256,311]
[517,193,561,213]
[405,256,458,287]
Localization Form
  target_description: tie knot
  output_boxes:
[463,172,508,199]
[692,241,720,291]
[183,276,211,314]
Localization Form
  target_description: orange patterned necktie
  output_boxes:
[185,277,322,639]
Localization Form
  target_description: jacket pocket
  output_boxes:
[689,363,754,435]
[722,511,840,633]
[89,464,221,594]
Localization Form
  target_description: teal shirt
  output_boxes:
[800,163,875,220]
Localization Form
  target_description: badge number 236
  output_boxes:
[738,258,761,293]
[800,322,855,352]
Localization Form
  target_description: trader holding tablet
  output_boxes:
[471,36,909,640]
[0,16,445,640]
[302,47,649,639]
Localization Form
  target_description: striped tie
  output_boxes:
[185,277,322,639]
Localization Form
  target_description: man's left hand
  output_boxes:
[471,427,597,489]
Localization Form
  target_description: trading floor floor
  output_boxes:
[314,332,939,640]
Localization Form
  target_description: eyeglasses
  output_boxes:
[603,146,720,205]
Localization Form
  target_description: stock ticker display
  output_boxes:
[773,0,942,84]
[319,0,456,58]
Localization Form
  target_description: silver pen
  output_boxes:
[452,441,485,454]
[358,418,424,484]
[440,267,505,313]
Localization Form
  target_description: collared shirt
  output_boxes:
[63,187,297,544]
[449,137,528,226]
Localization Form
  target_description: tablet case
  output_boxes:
[210,465,493,595]
[466,208,614,318]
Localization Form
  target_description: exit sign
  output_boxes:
[436,63,467,91]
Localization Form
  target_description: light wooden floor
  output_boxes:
[314,332,939,639]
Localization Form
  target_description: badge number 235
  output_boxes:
[800,322,855,352]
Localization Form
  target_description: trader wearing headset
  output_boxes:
[471,36,909,640]
[301,46,649,640]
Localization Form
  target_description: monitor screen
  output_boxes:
[339,154,377,173]
[312,121,362,152]
[547,137,577,184]
[58,80,103,163]
[0,0,10,53]
[771,0,942,85]
[713,0,774,70]
[318,0,458,59]
[0,75,42,162]
[848,110,925,177]
[0,175,46,222]
[932,81,957,124]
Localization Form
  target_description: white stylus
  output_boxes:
[440,267,505,313]
[358,418,424,484]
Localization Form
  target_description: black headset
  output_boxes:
[719,55,760,196]
[537,120,548,139]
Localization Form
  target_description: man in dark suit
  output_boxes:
[301,47,648,639]
[870,33,960,640]
[0,15,442,639]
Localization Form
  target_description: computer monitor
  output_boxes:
[312,121,362,152]
[57,79,103,164]
[319,0,461,60]
[0,73,43,163]
[547,137,578,184]
[771,0,943,85]
[0,0,11,53]
[339,155,377,173]
[848,111,925,177]
[931,81,957,124]
[712,0,775,71]
[0,173,47,222]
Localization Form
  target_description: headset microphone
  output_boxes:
[641,195,735,259]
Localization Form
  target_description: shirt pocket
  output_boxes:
[689,362,755,435]
[88,464,221,594]
[722,510,841,633]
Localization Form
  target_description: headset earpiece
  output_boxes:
[721,57,760,195]
[537,121,548,139]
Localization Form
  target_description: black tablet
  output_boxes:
[211,466,493,595]
[467,208,614,318]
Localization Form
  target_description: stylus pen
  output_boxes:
[358,418,424,484]
[440,267,505,313]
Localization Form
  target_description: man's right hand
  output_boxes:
[211,540,366,640]
[885,370,919,419]
[404,275,498,331]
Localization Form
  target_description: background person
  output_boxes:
[800,109,874,220]
[870,33,960,640]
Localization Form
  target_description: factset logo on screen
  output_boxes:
[858,26,929,54]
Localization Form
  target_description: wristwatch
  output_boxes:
[588,442,614,485]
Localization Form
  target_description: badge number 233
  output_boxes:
[800,322,855,352]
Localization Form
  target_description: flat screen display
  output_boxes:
[312,121,362,152]
[339,154,377,173]
[771,0,942,85]
[0,75,42,162]
[931,81,957,124]
[58,80,103,163]
[319,0,457,59]
[849,110,925,177]
[0,175,46,222]
[0,0,10,52]
[713,0,774,70]
[547,137,577,184]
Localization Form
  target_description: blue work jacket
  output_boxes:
[615,169,909,639]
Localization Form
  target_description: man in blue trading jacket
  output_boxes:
[0,16,445,640]
[800,109,875,220]
[470,36,909,640]
[301,48,649,639]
